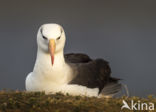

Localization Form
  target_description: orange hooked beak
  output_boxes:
[49,39,56,66]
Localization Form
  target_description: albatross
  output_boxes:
[26,23,121,97]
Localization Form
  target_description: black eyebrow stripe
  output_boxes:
[57,36,61,40]
[61,28,63,34]
[40,28,47,40]
[40,28,43,35]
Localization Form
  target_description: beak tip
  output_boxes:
[52,56,54,66]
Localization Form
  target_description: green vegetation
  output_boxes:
[0,91,155,112]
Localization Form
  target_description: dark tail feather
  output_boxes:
[109,77,121,82]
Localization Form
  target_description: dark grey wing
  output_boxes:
[68,58,120,94]
[64,53,92,63]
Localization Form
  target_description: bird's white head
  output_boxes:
[37,23,66,65]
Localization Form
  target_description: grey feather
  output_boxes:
[100,83,122,96]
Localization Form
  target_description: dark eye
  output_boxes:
[57,36,61,40]
[40,28,47,40]
[42,35,47,40]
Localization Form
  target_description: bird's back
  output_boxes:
[65,53,120,94]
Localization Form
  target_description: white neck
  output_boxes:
[33,48,67,81]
